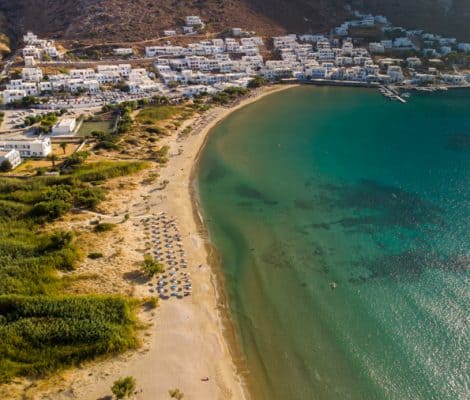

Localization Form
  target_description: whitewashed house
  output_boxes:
[369,42,385,53]
[387,65,404,82]
[22,67,43,82]
[52,118,77,135]
[2,89,27,103]
[0,149,22,170]
[457,43,470,53]
[23,46,41,59]
[24,56,36,67]
[406,57,422,68]
[185,16,204,26]
[114,48,133,56]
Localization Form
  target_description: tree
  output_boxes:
[0,159,12,172]
[111,376,136,399]
[248,76,267,88]
[60,142,67,154]
[47,153,58,168]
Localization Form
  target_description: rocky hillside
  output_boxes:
[0,0,468,46]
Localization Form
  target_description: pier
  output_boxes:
[379,86,407,103]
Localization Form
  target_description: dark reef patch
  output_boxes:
[204,161,227,182]
[445,133,470,151]
[235,183,277,205]
[309,179,444,230]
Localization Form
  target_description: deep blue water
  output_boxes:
[197,86,470,400]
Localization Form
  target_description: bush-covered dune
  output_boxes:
[0,161,147,382]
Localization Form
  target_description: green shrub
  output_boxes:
[88,252,104,259]
[94,223,116,233]
[0,160,12,172]
[141,255,163,278]
[0,296,138,382]
[71,161,147,183]
[111,376,137,399]
[169,388,184,399]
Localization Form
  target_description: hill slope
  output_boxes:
[0,0,468,45]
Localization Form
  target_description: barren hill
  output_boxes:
[0,0,468,46]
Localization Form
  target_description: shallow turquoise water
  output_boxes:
[197,87,470,400]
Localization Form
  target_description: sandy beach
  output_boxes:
[2,84,296,400]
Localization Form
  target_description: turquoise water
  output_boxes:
[197,87,470,400]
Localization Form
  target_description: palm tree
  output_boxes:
[60,142,67,154]
[47,153,58,168]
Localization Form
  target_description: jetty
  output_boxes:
[379,86,407,103]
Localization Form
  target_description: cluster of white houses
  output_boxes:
[2,10,470,105]
[22,32,62,63]
[2,64,165,103]
[333,10,470,58]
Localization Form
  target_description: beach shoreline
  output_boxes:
[16,83,297,400]
[188,84,299,399]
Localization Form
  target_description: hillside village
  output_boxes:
[0,11,469,170]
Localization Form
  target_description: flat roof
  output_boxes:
[55,117,76,127]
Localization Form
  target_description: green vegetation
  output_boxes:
[0,160,147,382]
[60,142,67,154]
[9,96,40,108]
[0,160,12,172]
[94,223,116,233]
[91,130,120,151]
[136,105,179,124]
[70,161,147,182]
[88,252,104,259]
[77,121,113,138]
[144,296,158,309]
[211,87,248,105]
[154,145,170,164]
[24,112,61,134]
[141,255,164,278]
[248,76,267,88]
[169,388,185,399]
[0,111,4,127]
[0,296,138,382]
[111,376,137,399]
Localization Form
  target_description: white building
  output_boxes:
[406,57,422,68]
[23,32,38,44]
[0,149,22,170]
[24,56,36,67]
[441,74,467,85]
[440,46,452,56]
[0,137,51,158]
[387,65,404,82]
[457,43,470,53]
[52,118,77,135]
[232,28,242,37]
[23,46,41,59]
[185,16,204,26]
[164,30,177,36]
[2,89,27,104]
[114,48,133,56]
[22,67,43,82]
[393,37,415,50]
[369,42,385,53]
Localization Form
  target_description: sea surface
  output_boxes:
[196,86,470,400]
